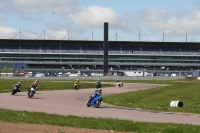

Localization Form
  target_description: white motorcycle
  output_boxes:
[28,87,36,98]
[11,86,19,95]
[117,82,123,87]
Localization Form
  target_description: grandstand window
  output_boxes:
[150,56,157,59]
[53,55,60,58]
[37,55,44,57]
[3,54,11,57]
[23,54,32,57]
[44,54,52,57]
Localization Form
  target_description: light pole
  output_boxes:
[186,67,188,79]
[5,67,7,76]
[183,65,187,78]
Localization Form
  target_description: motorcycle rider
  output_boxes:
[116,79,123,87]
[88,88,102,103]
[27,81,37,95]
[12,82,22,93]
[96,79,101,89]
[74,79,80,89]
[34,79,39,90]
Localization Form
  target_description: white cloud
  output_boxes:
[130,8,200,32]
[45,29,69,40]
[0,14,7,21]
[0,3,4,11]
[67,6,128,29]
[2,1,128,32]
[0,26,19,39]
[11,0,78,14]
[22,30,39,39]
[126,7,200,42]
[0,26,44,39]
[13,0,40,6]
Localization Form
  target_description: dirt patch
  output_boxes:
[0,120,133,133]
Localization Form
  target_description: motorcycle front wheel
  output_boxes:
[11,90,16,95]
[29,92,34,98]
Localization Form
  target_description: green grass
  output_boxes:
[1,109,200,133]
[0,79,114,93]
[0,68,13,73]
[1,79,200,132]
[103,80,200,114]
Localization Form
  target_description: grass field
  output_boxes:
[0,68,13,73]
[0,79,113,93]
[0,79,200,133]
[104,80,200,114]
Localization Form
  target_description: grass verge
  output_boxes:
[104,79,200,114]
[1,108,200,133]
[0,79,114,93]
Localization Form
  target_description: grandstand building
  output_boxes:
[0,39,199,76]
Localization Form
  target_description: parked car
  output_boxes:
[35,72,45,77]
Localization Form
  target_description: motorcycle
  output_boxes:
[28,87,36,98]
[74,83,79,90]
[117,82,123,87]
[86,93,103,108]
[11,86,19,95]
[96,83,101,89]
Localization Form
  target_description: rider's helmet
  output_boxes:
[18,82,21,85]
[33,82,37,85]
[97,79,100,82]
[97,88,102,94]
[35,79,38,82]
[76,79,79,81]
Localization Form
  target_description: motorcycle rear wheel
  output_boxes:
[86,101,91,107]
[74,86,78,90]
[95,100,101,108]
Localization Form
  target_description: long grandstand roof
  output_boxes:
[1,38,200,46]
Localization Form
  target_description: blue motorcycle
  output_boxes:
[87,93,103,108]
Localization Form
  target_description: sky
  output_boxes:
[0,0,200,42]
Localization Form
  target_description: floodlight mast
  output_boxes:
[11,28,21,39]
[36,29,45,40]
[11,28,25,40]
[61,29,69,40]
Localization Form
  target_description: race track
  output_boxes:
[0,82,199,125]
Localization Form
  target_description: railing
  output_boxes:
[1,48,200,56]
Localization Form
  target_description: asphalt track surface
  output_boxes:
[0,80,200,126]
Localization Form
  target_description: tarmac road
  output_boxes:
[0,81,200,126]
